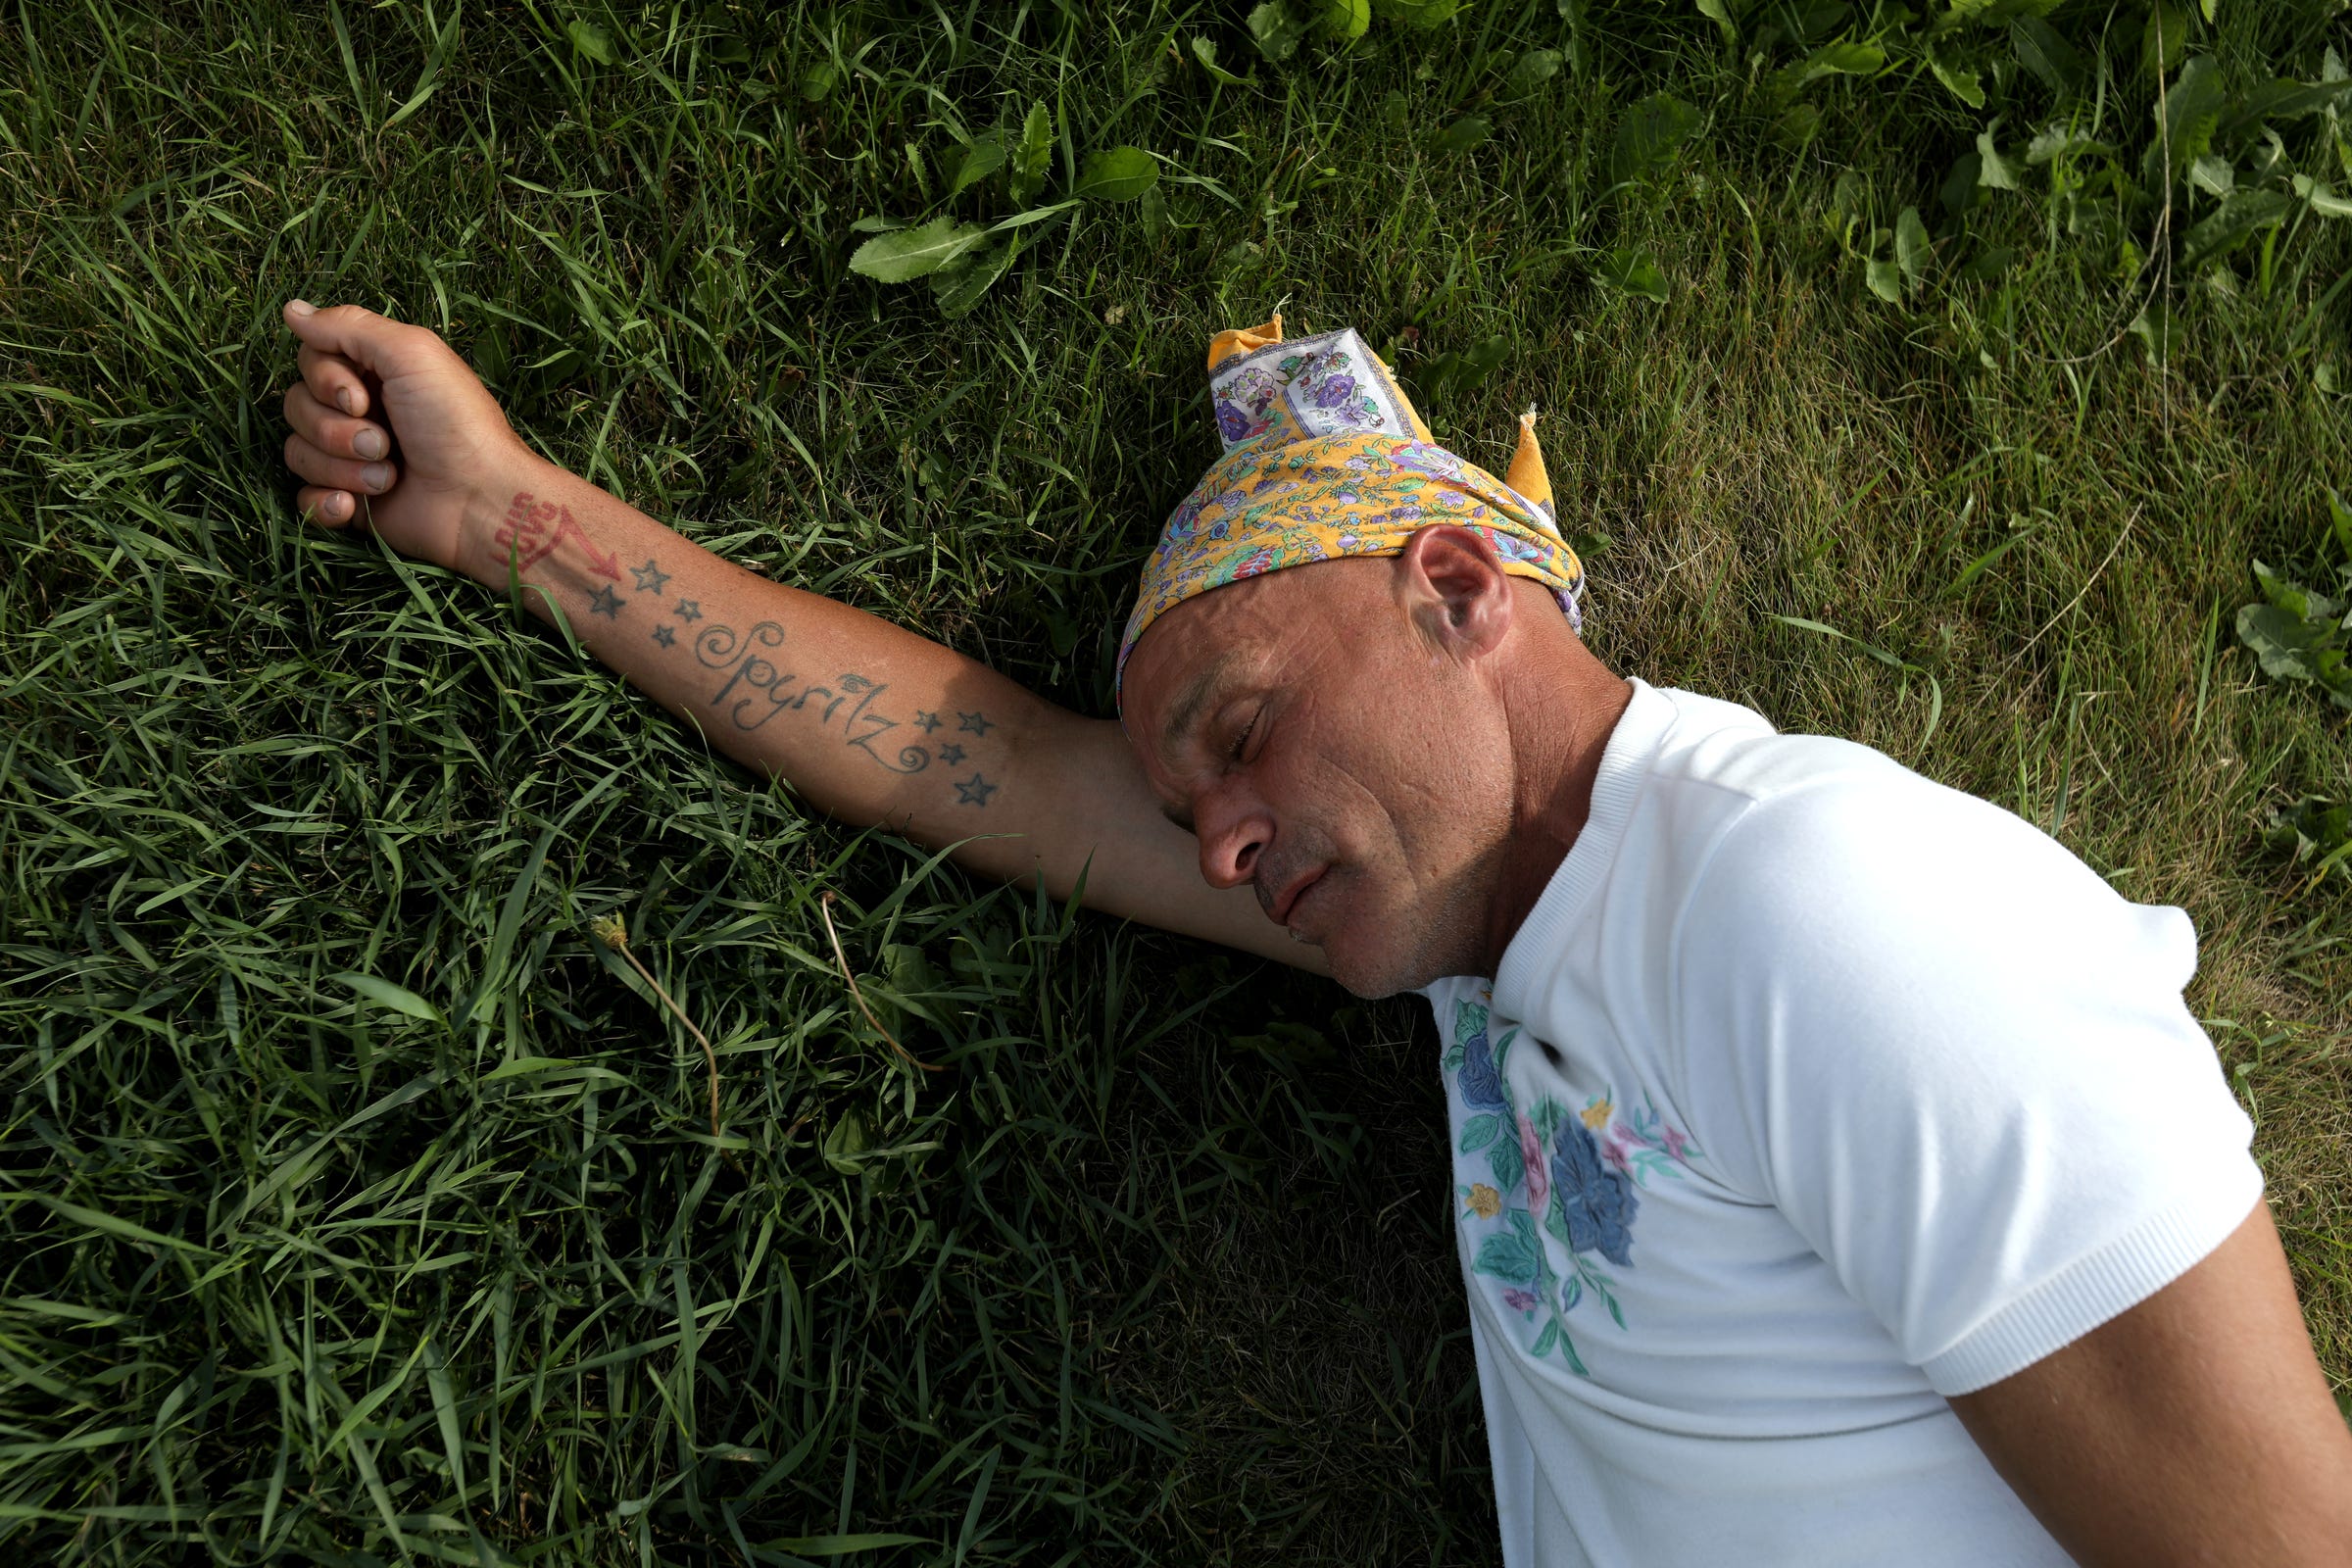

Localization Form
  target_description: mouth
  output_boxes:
[1262,864,1328,930]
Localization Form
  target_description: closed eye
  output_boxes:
[1228,712,1257,764]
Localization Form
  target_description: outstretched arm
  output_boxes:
[277,300,1321,972]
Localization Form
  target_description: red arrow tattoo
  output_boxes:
[498,492,622,580]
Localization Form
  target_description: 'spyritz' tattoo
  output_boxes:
[500,492,620,582]
[616,554,1002,805]
[689,618,1007,796]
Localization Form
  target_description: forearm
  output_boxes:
[460,455,1076,877]
[278,301,1315,968]
[457,459,1315,963]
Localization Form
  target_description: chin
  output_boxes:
[1312,874,1487,997]
[1316,927,1441,1000]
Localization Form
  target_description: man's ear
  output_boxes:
[1397,525,1516,658]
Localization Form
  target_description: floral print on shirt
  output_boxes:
[1446,994,1704,1377]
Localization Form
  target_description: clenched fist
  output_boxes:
[279,300,534,575]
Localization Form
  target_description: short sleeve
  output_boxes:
[1668,773,2262,1396]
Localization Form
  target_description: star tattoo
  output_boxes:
[587,584,624,618]
[912,710,942,733]
[937,743,965,765]
[954,772,998,807]
[652,624,676,648]
[672,599,703,622]
[956,710,995,736]
[629,560,670,594]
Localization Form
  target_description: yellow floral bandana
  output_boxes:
[1116,317,1584,705]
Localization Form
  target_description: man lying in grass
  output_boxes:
[276,299,2352,1567]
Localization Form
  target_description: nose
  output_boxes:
[1195,787,1273,892]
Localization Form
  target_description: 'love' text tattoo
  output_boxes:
[500,492,621,583]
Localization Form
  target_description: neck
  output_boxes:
[1472,634,1634,975]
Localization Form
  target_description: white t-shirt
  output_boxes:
[1424,680,2261,1566]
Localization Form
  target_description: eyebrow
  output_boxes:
[1159,648,1242,757]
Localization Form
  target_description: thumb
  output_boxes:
[282,299,433,376]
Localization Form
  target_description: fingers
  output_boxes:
[282,346,388,531]
[282,380,390,463]
[295,342,370,419]
[284,429,398,506]
[282,299,440,382]
[296,485,361,529]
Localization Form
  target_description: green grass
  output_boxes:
[3,1,2348,1563]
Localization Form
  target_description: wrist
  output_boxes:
[456,453,571,588]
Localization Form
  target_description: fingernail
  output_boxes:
[289,298,317,317]
[327,491,350,517]
[336,388,355,414]
[354,428,387,460]
[361,463,394,491]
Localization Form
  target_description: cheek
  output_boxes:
[1268,637,1490,850]
[1267,724,1404,855]
[1322,689,1509,857]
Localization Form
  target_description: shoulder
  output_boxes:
[1619,696,2029,948]
[1645,689,1913,808]
[1662,749,2203,1065]
[1685,760,2168,957]
[1584,689,2191,984]
[1635,687,1926,847]
[1609,695,2202,1027]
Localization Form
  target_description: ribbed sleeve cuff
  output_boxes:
[1920,1160,2265,1396]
